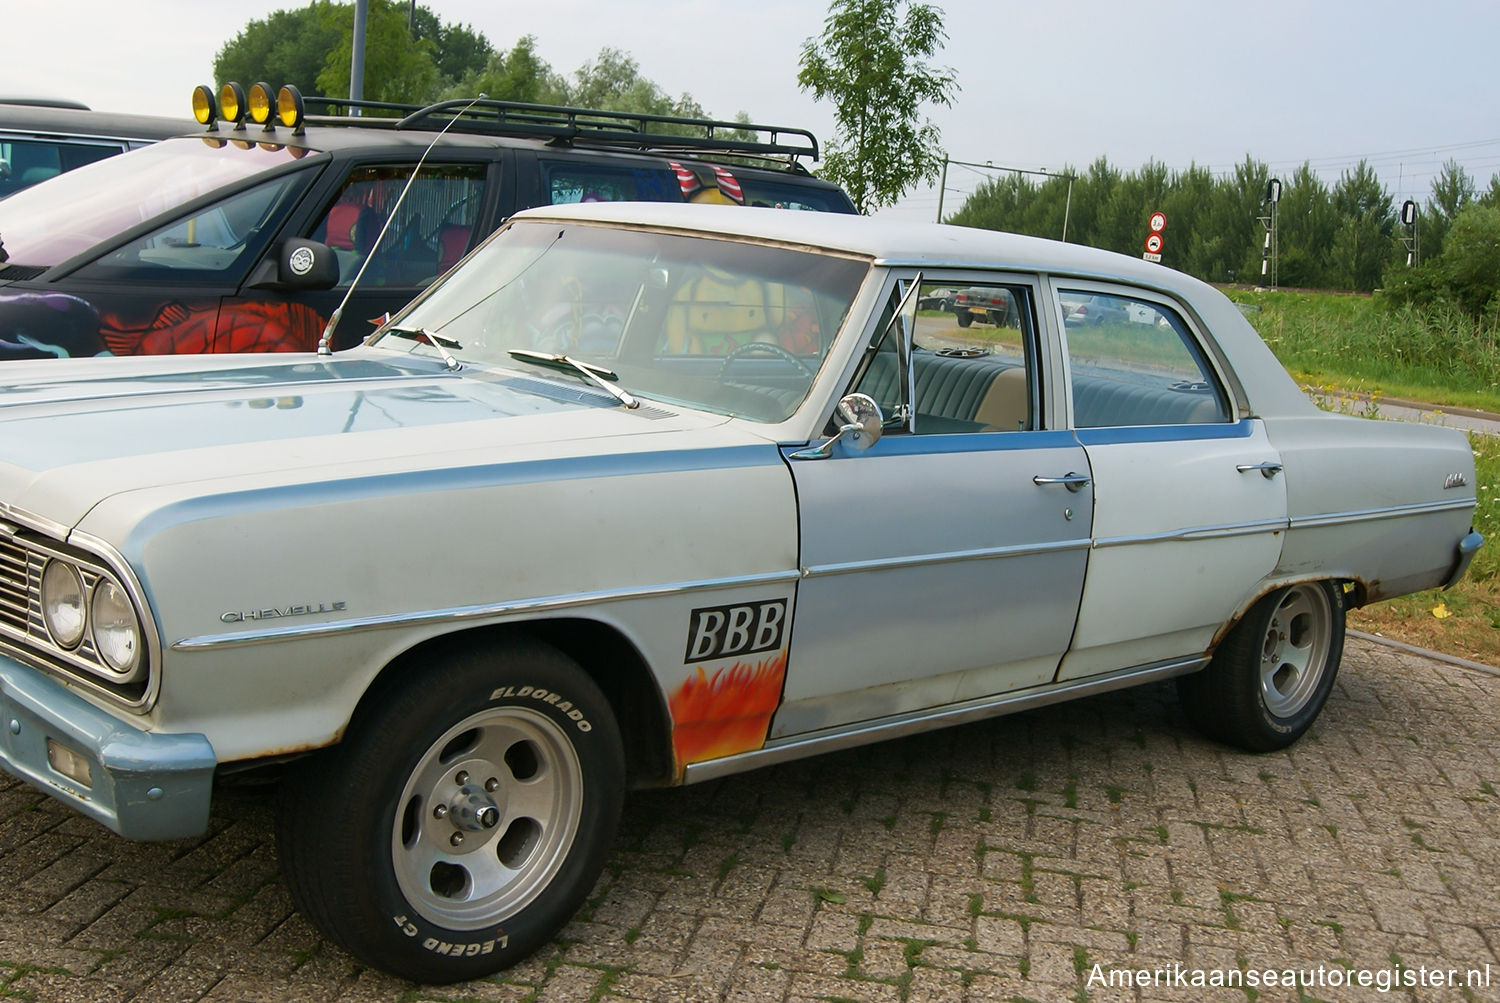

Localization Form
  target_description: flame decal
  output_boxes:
[668,651,787,767]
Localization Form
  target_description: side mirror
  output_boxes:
[790,393,884,460]
[277,238,339,290]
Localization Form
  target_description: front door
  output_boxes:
[773,275,1093,738]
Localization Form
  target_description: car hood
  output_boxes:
[0,350,755,533]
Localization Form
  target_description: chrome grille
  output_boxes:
[0,529,147,702]
[0,536,42,636]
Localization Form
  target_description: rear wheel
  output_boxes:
[277,640,623,983]
[1178,582,1345,752]
[955,311,973,328]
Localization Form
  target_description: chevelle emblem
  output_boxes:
[221,601,347,624]
[1444,473,1469,489]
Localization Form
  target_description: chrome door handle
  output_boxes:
[1236,462,1283,479]
[1033,472,1092,492]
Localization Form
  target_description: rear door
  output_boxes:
[1052,283,1288,680]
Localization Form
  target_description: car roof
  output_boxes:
[514,201,1182,283]
[0,103,195,141]
[508,202,1316,419]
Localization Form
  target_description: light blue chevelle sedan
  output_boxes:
[0,202,1481,981]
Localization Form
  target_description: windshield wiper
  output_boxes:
[508,350,639,409]
[385,326,461,372]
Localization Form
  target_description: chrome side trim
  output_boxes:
[802,538,1092,579]
[1094,517,1290,549]
[172,568,803,651]
[1290,498,1476,530]
[682,656,1208,784]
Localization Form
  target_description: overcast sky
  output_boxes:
[4,0,1497,221]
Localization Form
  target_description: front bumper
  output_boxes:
[0,653,215,841]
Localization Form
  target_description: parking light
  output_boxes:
[219,82,248,129]
[191,84,218,127]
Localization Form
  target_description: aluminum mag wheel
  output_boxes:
[1178,580,1345,752]
[393,705,583,930]
[1256,584,1335,719]
[276,640,623,984]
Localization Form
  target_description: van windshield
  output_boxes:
[0,137,315,267]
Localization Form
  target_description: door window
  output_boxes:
[75,173,302,281]
[540,160,681,205]
[853,279,1035,434]
[1060,289,1230,427]
[309,163,489,288]
[0,137,122,196]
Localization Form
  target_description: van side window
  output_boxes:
[310,163,489,287]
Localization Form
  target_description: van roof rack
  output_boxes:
[299,96,820,170]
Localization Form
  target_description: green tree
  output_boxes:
[213,3,344,98]
[1276,163,1336,288]
[447,35,568,105]
[1328,160,1395,291]
[1440,204,1500,316]
[409,7,493,89]
[798,0,958,213]
[215,1,494,108]
[1415,159,1476,261]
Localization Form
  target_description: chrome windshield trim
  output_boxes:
[1289,498,1476,530]
[682,655,1208,784]
[802,538,1093,578]
[172,569,803,651]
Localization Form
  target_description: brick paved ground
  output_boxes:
[2,636,1497,1002]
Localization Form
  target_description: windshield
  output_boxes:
[372,221,869,422]
[0,137,314,266]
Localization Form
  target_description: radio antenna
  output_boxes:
[317,93,489,358]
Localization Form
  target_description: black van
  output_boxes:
[0,87,855,361]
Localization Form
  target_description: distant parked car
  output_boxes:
[1061,292,1131,327]
[951,285,1020,327]
[0,100,190,197]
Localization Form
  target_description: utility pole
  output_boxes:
[349,0,368,114]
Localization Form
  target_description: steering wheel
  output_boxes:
[716,340,816,379]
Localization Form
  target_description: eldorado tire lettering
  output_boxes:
[488,685,592,732]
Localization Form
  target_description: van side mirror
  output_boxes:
[276,238,339,290]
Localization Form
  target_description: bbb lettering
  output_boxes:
[685,600,786,662]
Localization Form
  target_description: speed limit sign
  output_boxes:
[1145,233,1164,254]
[1149,211,1167,233]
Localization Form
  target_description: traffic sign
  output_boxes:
[1143,252,1163,263]
[1148,211,1167,233]
[1144,233,1164,254]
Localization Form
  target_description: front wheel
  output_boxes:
[277,640,624,983]
[1178,581,1345,752]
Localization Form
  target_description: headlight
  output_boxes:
[90,578,142,676]
[40,560,87,649]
